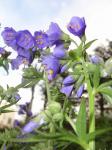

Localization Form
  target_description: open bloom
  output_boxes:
[1,27,17,48]
[16,30,34,49]
[11,47,34,69]
[47,22,62,45]
[34,31,49,49]
[42,55,60,80]
[67,16,86,38]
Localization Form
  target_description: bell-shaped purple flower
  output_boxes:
[34,31,49,49]
[60,75,75,97]
[63,75,75,86]
[60,85,74,97]
[42,55,60,80]
[1,27,17,48]
[60,64,68,73]
[53,44,67,59]
[22,118,45,134]
[76,85,84,98]
[47,22,62,45]
[67,16,86,38]
[16,30,34,49]
[90,55,101,64]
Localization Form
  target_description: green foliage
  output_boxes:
[76,99,87,142]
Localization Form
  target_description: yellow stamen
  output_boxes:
[48,69,54,75]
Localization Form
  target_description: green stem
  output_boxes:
[45,72,51,102]
[44,72,53,150]
[82,61,95,150]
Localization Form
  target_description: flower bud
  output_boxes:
[47,102,61,115]
[52,113,63,122]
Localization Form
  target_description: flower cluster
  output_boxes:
[0,16,87,99]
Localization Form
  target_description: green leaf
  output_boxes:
[87,127,112,142]
[97,87,112,97]
[93,65,100,88]
[84,39,97,50]
[76,98,87,142]
[98,81,112,89]
[69,42,83,60]
[103,94,112,104]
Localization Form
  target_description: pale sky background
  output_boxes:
[0,0,112,119]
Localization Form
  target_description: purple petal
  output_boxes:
[63,75,75,85]
[53,44,66,58]
[60,85,74,97]
[34,31,49,49]
[76,85,84,98]
[1,27,17,49]
[67,16,86,37]
[47,22,62,45]
[16,30,34,49]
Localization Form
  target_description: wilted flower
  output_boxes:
[34,31,49,49]
[1,27,17,48]
[42,55,60,80]
[47,22,62,45]
[16,30,34,49]
[76,84,84,98]
[67,16,86,38]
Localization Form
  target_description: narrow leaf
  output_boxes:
[76,98,87,141]
[84,39,97,50]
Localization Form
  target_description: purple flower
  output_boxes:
[11,48,34,69]
[0,47,5,54]
[53,44,67,58]
[16,30,34,49]
[22,118,45,134]
[34,31,49,49]
[11,56,23,69]
[63,75,75,86]
[42,55,60,80]
[47,22,62,45]
[67,16,86,38]
[90,55,101,64]
[14,119,20,127]
[60,85,74,97]
[3,144,6,150]
[76,85,84,98]
[60,64,68,73]
[17,47,34,63]
[60,75,75,97]
[14,93,21,101]
[1,27,17,48]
